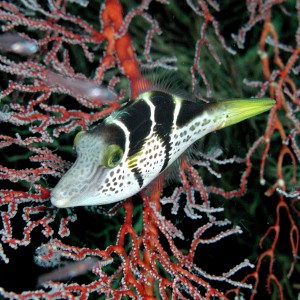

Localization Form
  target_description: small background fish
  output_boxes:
[0,32,38,56]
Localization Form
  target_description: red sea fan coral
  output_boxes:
[0,1,299,299]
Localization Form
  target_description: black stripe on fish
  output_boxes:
[176,100,209,127]
[131,167,144,188]
[121,99,153,157]
[150,91,175,172]
[90,123,126,152]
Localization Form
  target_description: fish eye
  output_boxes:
[103,144,124,168]
[73,131,86,146]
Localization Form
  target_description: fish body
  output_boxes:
[51,90,274,208]
[0,33,38,55]
[44,71,117,102]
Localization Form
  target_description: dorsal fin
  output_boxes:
[133,69,194,101]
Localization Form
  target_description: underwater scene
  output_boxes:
[0,1,299,299]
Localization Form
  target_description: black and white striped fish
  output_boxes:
[50,89,274,208]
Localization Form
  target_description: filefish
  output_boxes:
[51,86,274,208]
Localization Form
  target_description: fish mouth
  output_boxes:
[50,196,69,208]
[50,165,108,208]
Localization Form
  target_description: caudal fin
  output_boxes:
[213,98,275,129]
